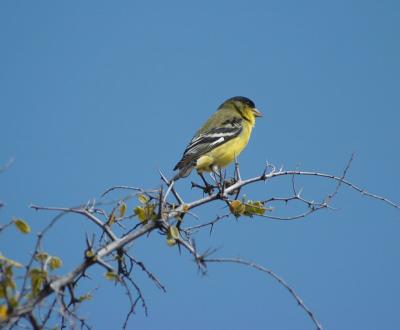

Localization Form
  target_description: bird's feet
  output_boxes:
[191,181,215,195]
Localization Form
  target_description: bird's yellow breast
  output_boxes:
[195,119,254,173]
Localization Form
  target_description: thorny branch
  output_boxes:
[204,257,323,330]
[1,156,399,329]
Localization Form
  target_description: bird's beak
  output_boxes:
[252,108,262,117]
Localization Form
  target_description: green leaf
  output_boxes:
[108,213,116,225]
[134,204,156,223]
[166,238,176,246]
[0,305,8,321]
[229,200,246,217]
[169,226,180,240]
[230,199,269,218]
[29,268,48,278]
[0,265,17,297]
[104,271,119,282]
[8,296,18,309]
[85,249,95,259]
[49,256,62,270]
[119,202,127,218]
[78,293,93,303]
[35,252,49,263]
[137,194,149,204]
[29,268,48,296]
[5,274,16,290]
[13,218,31,234]
[134,206,146,222]
[166,226,180,246]
[4,265,13,278]
[243,200,268,217]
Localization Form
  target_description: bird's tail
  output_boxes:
[173,164,194,181]
[163,165,193,201]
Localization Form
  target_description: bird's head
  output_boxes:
[219,96,262,125]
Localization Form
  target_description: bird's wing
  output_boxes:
[174,117,243,171]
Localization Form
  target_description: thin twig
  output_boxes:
[204,257,323,330]
[101,185,143,197]
[159,170,184,205]
[328,153,355,201]
[40,297,57,328]
[183,214,230,235]
[184,168,400,212]
[0,220,14,234]
[124,252,166,292]
[30,205,118,241]
[0,157,14,174]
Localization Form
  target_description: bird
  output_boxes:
[173,96,262,182]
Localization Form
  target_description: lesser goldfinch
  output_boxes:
[173,96,262,180]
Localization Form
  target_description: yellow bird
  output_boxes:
[173,96,262,181]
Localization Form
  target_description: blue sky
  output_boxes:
[1,1,399,329]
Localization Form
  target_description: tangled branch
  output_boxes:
[1,156,398,329]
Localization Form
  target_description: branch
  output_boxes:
[204,257,323,330]
[8,220,158,321]
[124,252,166,292]
[0,219,13,234]
[30,205,118,241]
[159,170,184,205]
[101,185,143,197]
[4,156,398,328]
[182,167,400,212]
[183,214,230,235]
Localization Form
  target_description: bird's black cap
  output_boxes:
[225,96,256,108]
